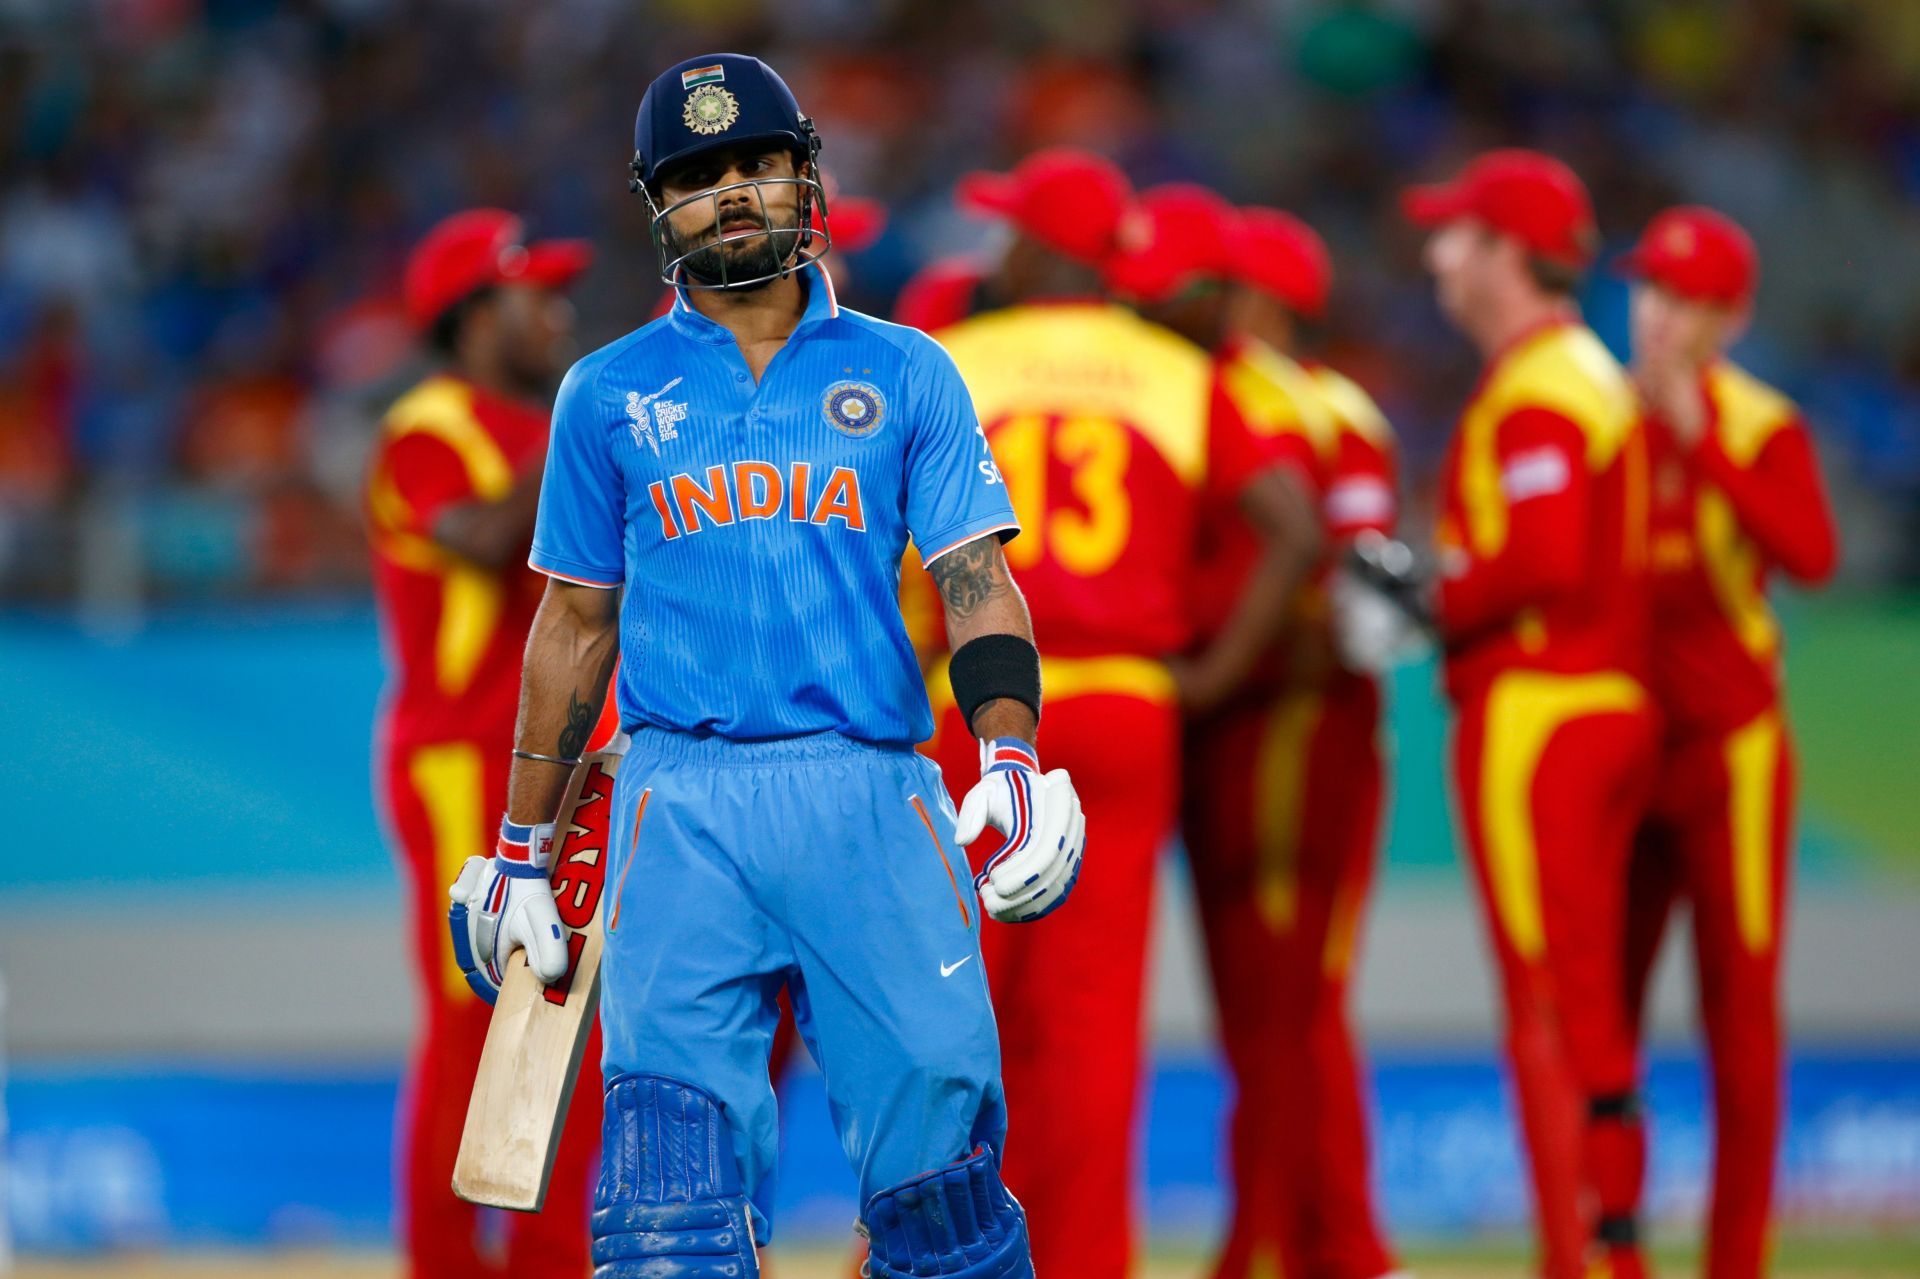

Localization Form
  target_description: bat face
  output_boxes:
[454,747,623,1212]
[541,759,618,1008]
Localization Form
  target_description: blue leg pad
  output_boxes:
[591,1073,759,1279]
[863,1144,1033,1279]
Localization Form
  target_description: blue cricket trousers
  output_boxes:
[599,727,1008,1242]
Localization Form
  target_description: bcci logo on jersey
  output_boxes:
[823,380,886,437]
[626,378,687,455]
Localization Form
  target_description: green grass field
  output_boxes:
[1788,592,1920,876]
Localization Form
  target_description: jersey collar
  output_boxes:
[667,259,840,346]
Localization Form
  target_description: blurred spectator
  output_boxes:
[1,0,1917,601]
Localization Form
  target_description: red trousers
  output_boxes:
[1182,674,1396,1279]
[1452,670,1658,1279]
[932,674,1178,1279]
[383,737,601,1278]
[1626,706,1794,1279]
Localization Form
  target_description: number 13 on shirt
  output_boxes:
[987,412,1133,577]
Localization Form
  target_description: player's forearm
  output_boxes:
[505,580,620,825]
[1192,542,1316,699]
[931,534,1039,741]
[932,534,1033,650]
[1227,468,1325,651]
[970,696,1037,744]
[1440,540,1579,645]
[1692,427,1838,584]
[432,465,546,569]
[1182,471,1324,706]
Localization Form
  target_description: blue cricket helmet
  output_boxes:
[630,53,820,192]
[627,53,830,290]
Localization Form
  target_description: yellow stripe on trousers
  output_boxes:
[1254,692,1322,935]
[408,742,486,999]
[1480,670,1645,962]
[1725,708,1783,954]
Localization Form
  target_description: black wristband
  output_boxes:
[948,634,1042,731]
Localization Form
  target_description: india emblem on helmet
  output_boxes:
[682,85,740,136]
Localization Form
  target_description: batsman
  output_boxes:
[444,53,1085,1278]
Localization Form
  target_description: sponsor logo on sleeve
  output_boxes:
[1500,445,1572,503]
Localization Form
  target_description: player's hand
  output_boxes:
[1167,650,1238,716]
[447,819,570,1004]
[955,739,1086,924]
[1633,353,1709,449]
[1329,567,1429,673]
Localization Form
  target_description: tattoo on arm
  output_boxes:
[929,536,1008,622]
[557,690,595,760]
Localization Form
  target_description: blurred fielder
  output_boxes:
[1405,150,1656,1279]
[445,54,1084,1279]
[1621,207,1836,1279]
[367,209,600,1278]
[1183,205,1404,1279]
[914,158,1318,1275]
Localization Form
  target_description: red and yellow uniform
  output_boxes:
[1183,339,1400,1279]
[915,301,1278,1278]
[1625,361,1835,1279]
[1437,319,1656,1279]
[368,374,600,1278]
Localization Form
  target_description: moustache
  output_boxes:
[709,211,775,242]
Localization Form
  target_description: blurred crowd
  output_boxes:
[3,0,1919,602]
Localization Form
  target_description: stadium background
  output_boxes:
[1,0,1917,1273]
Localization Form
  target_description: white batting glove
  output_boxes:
[447,819,570,1003]
[955,739,1087,924]
[1329,567,1430,674]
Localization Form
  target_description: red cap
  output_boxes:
[1401,149,1597,268]
[956,147,1133,266]
[402,209,593,331]
[1103,183,1239,305]
[819,195,887,255]
[1619,206,1757,306]
[894,258,984,332]
[1230,207,1332,318]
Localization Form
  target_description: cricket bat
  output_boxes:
[453,745,623,1211]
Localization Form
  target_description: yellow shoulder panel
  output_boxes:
[381,376,515,503]
[1222,341,1339,465]
[1307,364,1394,448]
[941,305,1213,484]
[1706,361,1797,469]
[1455,325,1638,558]
[1481,326,1638,468]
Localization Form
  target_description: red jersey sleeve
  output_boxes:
[1324,430,1398,540]
[370,430,478,539]
[1207,375,1318,506]
[1691,416,1837,585]
[1441,406,1591,643]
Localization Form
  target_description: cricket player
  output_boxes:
[366,208,600,1277]
[1404,150,1656,1279]
[1184,205,1402,1279]
[1619,207,1836,1279]
[445,55,1084,1279]
[917,165,1321,1275]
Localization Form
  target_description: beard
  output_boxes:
[669,201,806,290]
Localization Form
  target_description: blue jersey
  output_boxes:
[530,265,1017,745]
